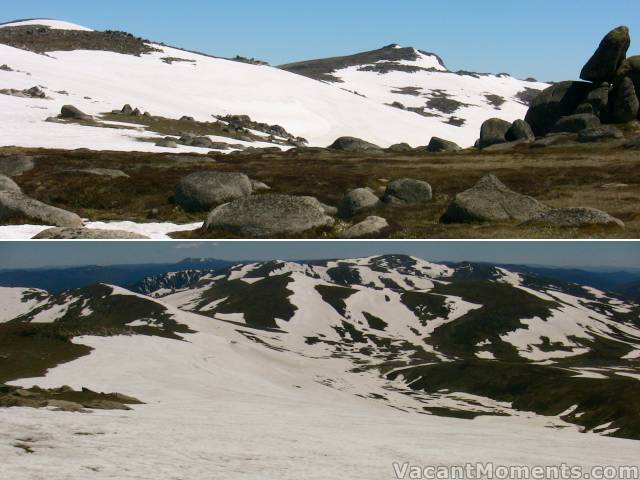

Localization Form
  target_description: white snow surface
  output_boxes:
[0,287,48,322]
[0,37,484,151]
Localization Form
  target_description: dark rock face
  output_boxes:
[610,76,639,123]
[204,194,335,237]
[441,174,549,224]
[577,126,624,143]
[328,137,382,152]
[382,178,432,205]
[505,120,535,142]
[387,143,414,152]
[175,171,252,212]
[525,81,595,136]
[552,113,601,133]
[525,207,624,229]
[59,105,92,121]
[33,228,150,239]
[426,137,461,152]
[580,26,631,83]
[338,188,380,218]
[581,83,611,120]
[479,118,511,148]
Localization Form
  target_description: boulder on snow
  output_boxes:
[551,113,601,134]
[479,118,511,148]
[60,105,92,121]
[580,26,631,83]
[121,104,134,115]
[0,191,83,227]
[175,171,252,212]
[337,188,381,218]
[525,81,595,136]
[342,216,390,239]
[440,174,549,224]
[328,137,382,152]
[382,178,432,205]
[610,76,639,123]
[525,207,624,229]
[426,137,461,153]
[0,154,35,177]
[577,126,624,143]
[33,228,150,239]
[205,194,335,237]
[156,139,178,148]
[505,120,535,142]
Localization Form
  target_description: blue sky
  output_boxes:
[1,0,637,80]
[0,241,638,270]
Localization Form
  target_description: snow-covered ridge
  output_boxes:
[0,19,93,31]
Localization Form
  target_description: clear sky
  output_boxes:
[0,241,638,271]
[1,0,637,81]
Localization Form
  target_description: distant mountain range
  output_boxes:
[2,254,639,443]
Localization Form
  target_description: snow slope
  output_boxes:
[0,20,545,151]
[0,19,92,31]
[283,46,548,146]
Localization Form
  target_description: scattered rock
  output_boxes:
[328,136,382,152]
[610,76,639,123]
[552,113,601,133]
[387,142,414,152]
[382,178,432,205]
[180,115,195,122]
[525,81,595,136]
[46,400,86,412]
[441,174,549,223]
[426,137,461,152]
[577,125,624,143]
[155,139,178,148]
[479,118,511,148]
[0,174,22,194]
[481,140,528,152]
[343,216,390,238]
[60,105,92,121]
[0,191,83,227]
[505,119,535,142]
[0,154,35,177]
[337,188,381,218]
[525,207,624,229]
[32,228,150,239]
[205,194,335,237]
[121,104,133,115]
[175,171,252,212]
[580,26,630,83]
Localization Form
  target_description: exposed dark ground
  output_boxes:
[2,138,640,239]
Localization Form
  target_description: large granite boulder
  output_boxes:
[610,76,640,123]
[328,137,382,152]
[382,178,432,205]
[0,174,22,194]
[525,207,624,229]
[441,174,549,223]
[551,113,601,133]
[60,105,92,121]
[343,216,390,239]
[479,118,511,148]
[426,137,461,153]
[0,191,83,227]
[175,171,252,212]
[580,26,631,83]
[205,194,335,237]
[337,188,381,218]
[505,120,535,142]
[525,81,594,136]
[577,126,624,143]
[0,154,35,177]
